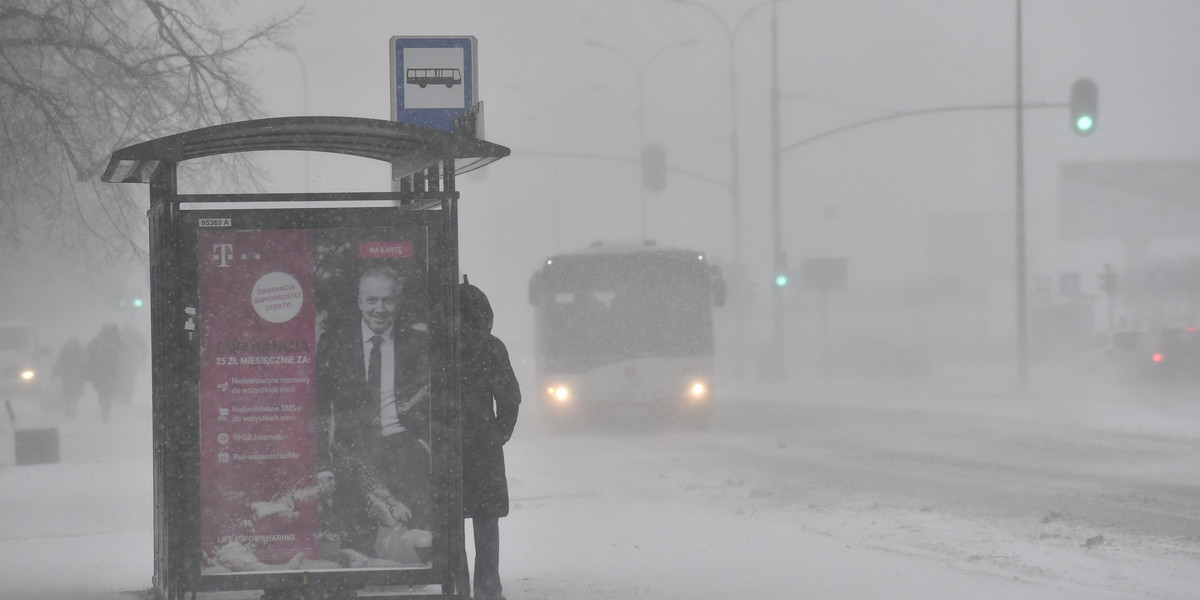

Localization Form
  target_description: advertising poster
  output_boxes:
[198,223,434,576]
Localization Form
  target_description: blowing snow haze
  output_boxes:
[225,0,1200,386]
[1,1,1199,599]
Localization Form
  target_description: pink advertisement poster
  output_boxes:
[198,225,434,576]
[198,229,319,571]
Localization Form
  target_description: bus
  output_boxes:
[527,241,726,427]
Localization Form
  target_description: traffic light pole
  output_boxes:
[779,102,1066,154]
[769,0,786,381]
[776,98,1065,387]
[759,0,1079,390]
[1015,0,1030,391]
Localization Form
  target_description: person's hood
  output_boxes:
[459,281,494,334]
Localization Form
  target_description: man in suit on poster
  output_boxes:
[315,264,433,561]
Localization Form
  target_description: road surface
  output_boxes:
[2,372,1198,599]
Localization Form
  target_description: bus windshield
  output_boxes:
[537,252,713,373]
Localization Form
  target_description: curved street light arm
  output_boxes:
[781,101,1067,154]
[666,0,733,40]
[735,0,789,37]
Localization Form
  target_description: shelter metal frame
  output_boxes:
[103,116,509,600]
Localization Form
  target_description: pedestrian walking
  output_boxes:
[85,323,124,421]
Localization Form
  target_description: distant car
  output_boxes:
[1124,326,1200,386]
[0,323,47,402]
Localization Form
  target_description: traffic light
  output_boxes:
[642,143,666,192]
[1070,78,1098,136]
[1099,263,1117,295]
[774,272,789,287]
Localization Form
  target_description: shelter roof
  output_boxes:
[102,116,509,184]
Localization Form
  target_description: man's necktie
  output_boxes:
[368,335,382,404]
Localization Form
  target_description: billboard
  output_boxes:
[191,207,451,581]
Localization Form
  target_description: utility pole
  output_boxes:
[666,0,789,381]
[1015,0,1030,391]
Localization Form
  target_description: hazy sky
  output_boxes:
[221,0,1200,351]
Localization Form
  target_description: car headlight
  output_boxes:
[688,381,708,400]
[20,369,35,382]
[546,385,571,404]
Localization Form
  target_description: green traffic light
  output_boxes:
[1069,78,1098,136]
[133,298,144,308]
[775,274,788,287]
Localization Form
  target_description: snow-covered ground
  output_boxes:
[2,368,1199,599]
[0,398,153,600]
[502,371,1200,600]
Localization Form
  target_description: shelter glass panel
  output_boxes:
[185,205,453,586]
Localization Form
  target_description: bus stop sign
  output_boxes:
[392,36,478,133]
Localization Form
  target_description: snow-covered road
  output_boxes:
[2,373,1198,599]
[502,378,1200,599]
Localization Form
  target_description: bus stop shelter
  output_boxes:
[102,116,509,600]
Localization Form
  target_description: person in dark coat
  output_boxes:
[85,323,124,422]
[458,277,521,600]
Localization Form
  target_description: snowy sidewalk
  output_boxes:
[0,400,153,600]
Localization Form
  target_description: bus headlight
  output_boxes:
[20,369,35,382]
[546,385,571,404]
[688,381,708,400]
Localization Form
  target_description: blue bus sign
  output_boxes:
[391,36,477,133]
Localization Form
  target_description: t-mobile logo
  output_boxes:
[213,244,234,267]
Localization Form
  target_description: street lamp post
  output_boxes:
[510,84,604,251]
[666,0,787,380]
[585,38,697,240]
[1014,0,1030,391]
[666,0,767,380]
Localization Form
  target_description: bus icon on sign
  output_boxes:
[406,67,462,88]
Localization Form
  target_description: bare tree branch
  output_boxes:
[0,0,299,263]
